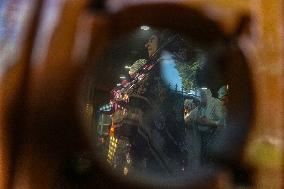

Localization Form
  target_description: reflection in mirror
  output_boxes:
[82,27,229,183]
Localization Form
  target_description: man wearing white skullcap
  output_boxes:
[187,88,223,165]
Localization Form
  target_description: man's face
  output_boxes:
[145,35,158,57]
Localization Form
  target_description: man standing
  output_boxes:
[188,88,223,165]
[124,32,187,177]
[218,85,229,128]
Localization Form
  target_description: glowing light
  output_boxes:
[201,87,208,90]
[123,94,129,100]
[120,76,126,79]
[124,65,131,69]
[160,52,182,91]
[123,167,129,175]
[110,127,115,133]
[140,25,150,30]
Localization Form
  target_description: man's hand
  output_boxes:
[197,116,216,127]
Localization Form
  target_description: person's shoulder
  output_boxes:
[189,107,198,117]
[212,97,222,105]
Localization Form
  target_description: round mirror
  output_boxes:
[80,25,251,187]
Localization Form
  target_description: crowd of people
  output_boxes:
[184,86,228,169]
[102,30,228,178]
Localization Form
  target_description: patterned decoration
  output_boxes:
[129,59,147,76]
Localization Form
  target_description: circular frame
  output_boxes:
[84,1,255,188]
